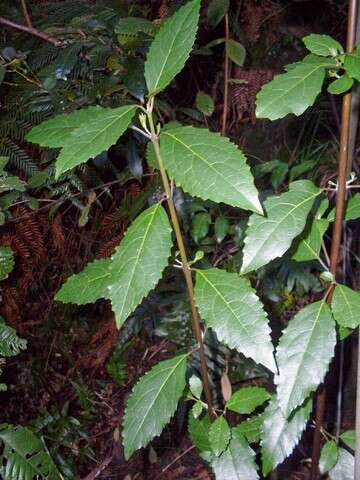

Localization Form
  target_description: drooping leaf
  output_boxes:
[319,440,339,474]
[192,212,211,243]
[241,180,321,274]
[232,414,263,444]
[195,91,215,116]
[26,105,137,178]
[292,217,329,262]
[207,0,229,27]
[332,284,360,329]
[123,354,187,459]
[328,193,360,221]
[256,60,326,120]
[327,74,353,95]
[189,375,203,399]
[344,44,360,81]
[261,397,312,476]
[0,246,14,281]
[209,416,231,456]
[226,386,271,414]
[275,301,336,417]
[160,126,263,214]
[227,40,246,67]
[303,34,343,57]
[0,175,27,193]
[145,0,201,96]
[195,268,276,372]
[214,216,229,243]
[0,318,27,357]
[329,448,354,480]
[340,429,356,450]
[188,413,212,452]
[56,203,172,328]
[0,425,61,480]
[212,435,259,480]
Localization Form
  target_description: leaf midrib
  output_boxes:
[59,105,135,171]
[112,204,160,322]
[243,189,319,271]
[257,63,325,115]
[164,130,254,205]
[278,301,327,416]
[128,355,186,452]
[197,271,255,344]
[148,7,193,94]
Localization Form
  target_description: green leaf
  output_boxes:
[0,318,27,357]
[327,74,353,95]
[145,0,201,96]
[114,17,156,36]
[340,429,356,450]
[328,193,360,221]
[123,354,187,459]
[232,414,263,444]
[344,45,360,81]
[319,440,339,474]
[214,216,229,243]
[195,91,215,116]
[195,268,276,372]
[339,325,353,340]
[0,425,61,480]
[188,413,212,452]
[0,246,14,281]
[256,61,326,120]
[192,212,211,243]
[0,175,27,193]
[332,284,360,329]
[303,34,343,56]
[241,180,320,274]
[160,126,263,214]
[292,217,329,262]
[56,203,172,328]
[261,397,312,476]
[227,40,246,67]
[209,416,231,456]
[189,375,203,399]
[226,386,270,414]
[275,301,336,417]
[329,448,354,480]
[207,0,229,27]
[212,435,259,480]
[26,105,137,178]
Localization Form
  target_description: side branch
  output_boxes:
[21,0,33,28]
[0,16,61,46]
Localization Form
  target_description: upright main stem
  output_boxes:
[310,1,358,477]
[221,14,230,136]
[147,108,215,419]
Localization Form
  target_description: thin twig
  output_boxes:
[310,0,358,477]
[0,16,62,46]
[20,0,33,28]
[146,100,215,419]
[158,445,195,478]
[221,14,229,136]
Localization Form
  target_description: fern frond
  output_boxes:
[0,317,27,357]
[0,139,39,176]
[0,425,61,480]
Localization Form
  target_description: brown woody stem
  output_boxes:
[0,16,61,46]
[310,0,358,477]
[21,0,33,28]
[146,105,215,420]
[221,14,230,136]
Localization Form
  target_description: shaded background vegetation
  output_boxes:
[0,0,359,478]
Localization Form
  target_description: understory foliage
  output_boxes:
[1,0,360,479]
